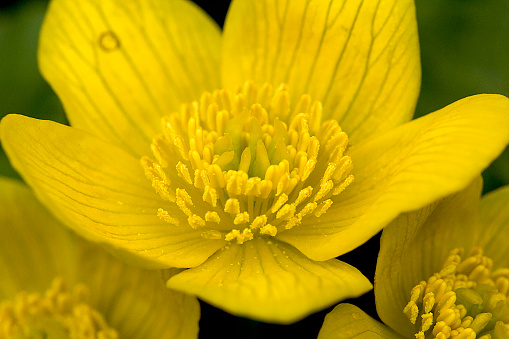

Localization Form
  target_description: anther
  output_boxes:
[250,215,267,230]
[276,204,296,220]
[205,211,221,223]
[314,199,332,217]
[176,162,193,184]
[260,224,277,237]
[234,212,250,225]
[271,194,288,213]
[224,198,240,214]
[188,215,206,229]
[299,202,317,217]
[157,208,180,226]
[421,313,434,332]
[294,186,313,206]
[333,175,354,195]
[202,186,218,207]
[285,214,302,230]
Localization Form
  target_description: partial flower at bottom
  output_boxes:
[318,177,509,338]
[0,178,199,339]
[2,0,509,323]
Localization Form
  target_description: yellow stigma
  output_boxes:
[404,247,509,339]
[142,81,354,244]
[0,277,118,339]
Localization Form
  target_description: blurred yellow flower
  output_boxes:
[0,178,199,338]
[2,0,509,323]
[318,178,509,338]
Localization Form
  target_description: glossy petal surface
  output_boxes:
[222,0,420,142]
[477,185,509,267]
[168,238,372,324]
[39,0,221,156]
[1,115,225,269]
[278,95,509,260]
[318,303,404,339]
[0,178,77,299]
[79,247,200,339]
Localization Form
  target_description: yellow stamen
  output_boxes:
[224,198,241,214]
[260,224,277,237]
[285,214,302,230]
[234,212,250,225]
[157,208,180,226]
[294,186,313,206]
[143,81,355,245]
[314,199,333,217]
[271,194,289,214]
[202,186,218,207]
[250,215,267,230]
[176,161,193,184]
[188,214,206,229]
[404,247,509,338]
[205,211,221,223]
[0,278,118,339]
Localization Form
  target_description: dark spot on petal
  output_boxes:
[98,31,120,52]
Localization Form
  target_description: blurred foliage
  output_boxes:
[414,0,509,193]
[0,0,66,179]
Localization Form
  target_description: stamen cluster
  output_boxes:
[142,81,354,244]
[404,247,509,338]
[0,277,118,338]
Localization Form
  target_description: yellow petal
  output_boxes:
[374,177,482,338]
[39,0,221,157]
[1,115,224,269]
[78,245,200,339]
[0,178,199,338]
[222,0,420,142]
[318,303,404,339]
[278,95,509,260]
[477,184,509,267]
[0,177,77,299]
[167,238,372,324]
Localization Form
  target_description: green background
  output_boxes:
[0,1,508,338]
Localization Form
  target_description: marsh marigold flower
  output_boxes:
[318,177,509,338]
[2,0,509,323]
[0,178,199,338]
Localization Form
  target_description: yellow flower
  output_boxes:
[1,0,509,323]
[318,177,509,338]
[0,178,199,338]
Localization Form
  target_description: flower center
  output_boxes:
[0,277,118,338]
[142,81,354,244]
[404,247,509,338]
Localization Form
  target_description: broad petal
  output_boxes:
[278,95,509,260]
[374,178,482,337]
[318,304,404,339]
[222,0,420,142]
[167,238,372,324]
[39,0,221,157]
[0,178,77,299]
[1,115,225,269]
[79,245,200,339]
[477,185,509,268]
